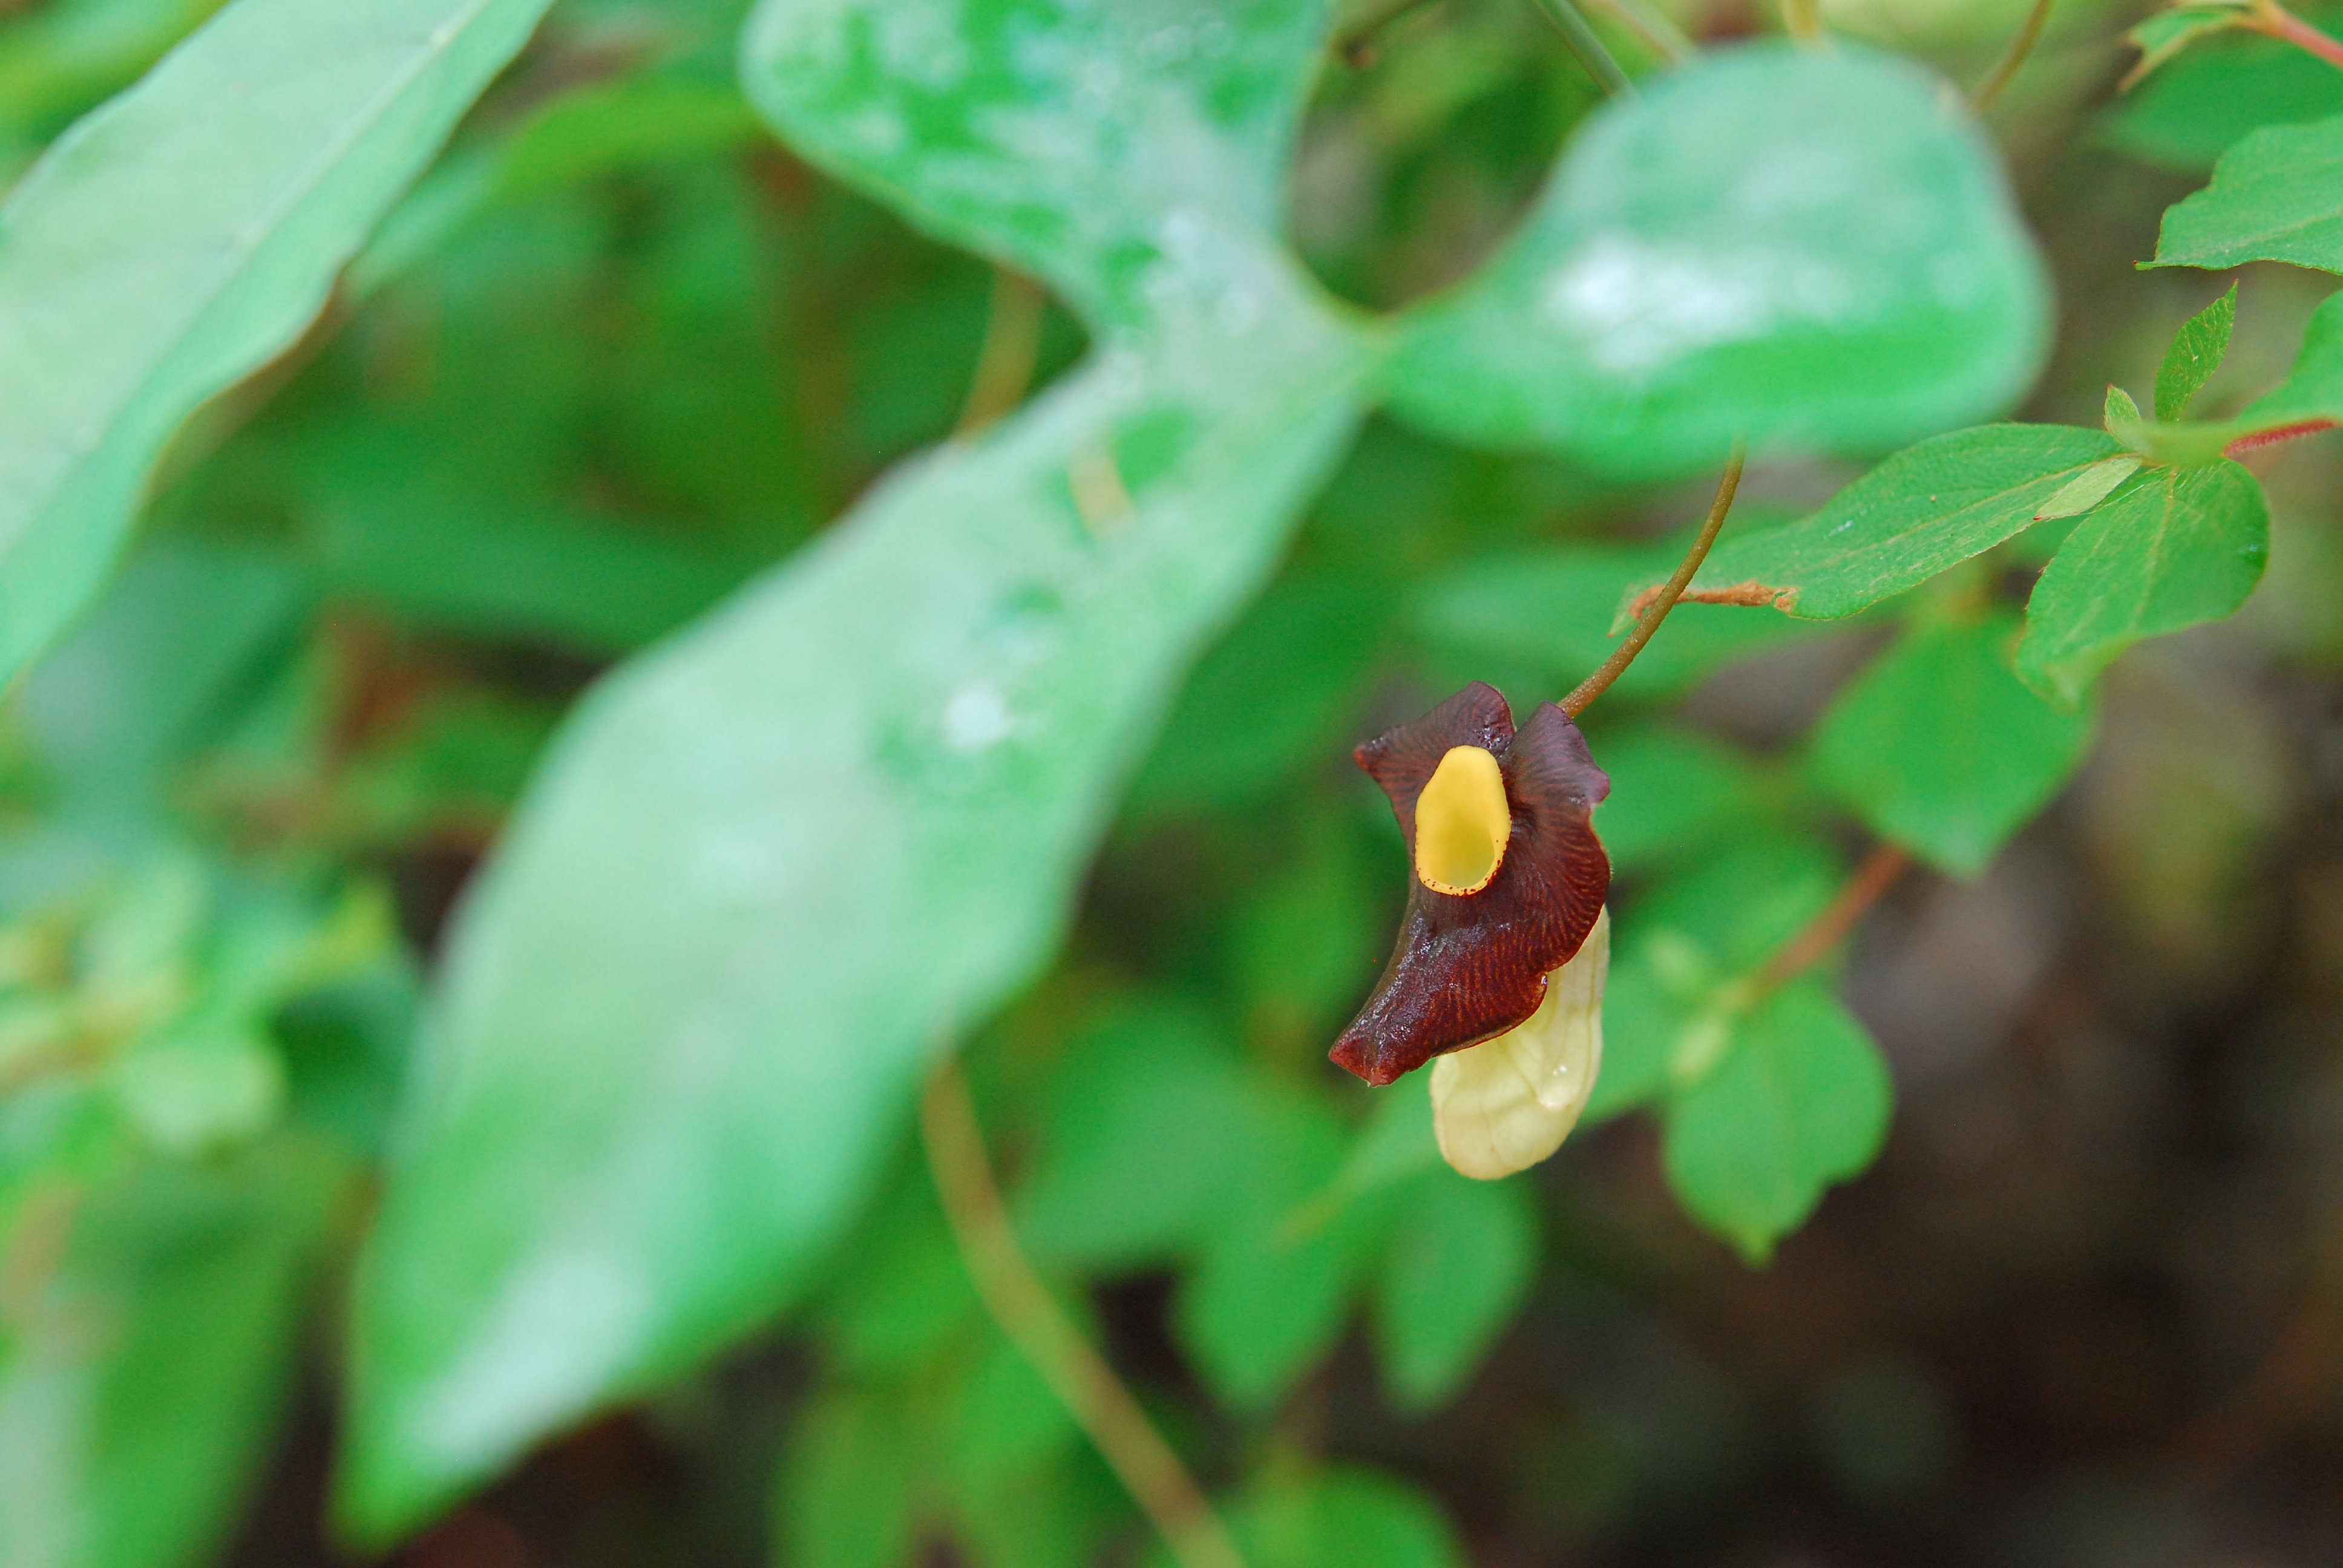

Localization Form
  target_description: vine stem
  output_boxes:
[1759,843,1910,988]
[955,269,1049,437]
[1332,0,1441,65]
[1970,0,2055,108]
[2250,0,2343,70]
[920,1059,1248,1568]
[1560,445,1745,719]
[1527,0,1637,96]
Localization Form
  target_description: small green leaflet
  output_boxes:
[2017,459,2269,703]
[1661,979,1893,1264]
[2155,282,2237,420]
[1814,615,2096,877]
[1652,424,2123,621]
[2106,384,2143,425]
[2122,2,2256,87]
[2154,112,2343,272]
[2033,455,2145,520]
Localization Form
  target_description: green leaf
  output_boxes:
[772,1386,923,1568]
[1371,1172,1538,1413]
[1014,1002,1257,1270]
[2017,460,2270,702]
[0,0,560,691]
[1384,45,2050,478]
[2236,289,2343,429]
[742,0,1334,325]
[1669,425,2123,620]
[1662,980,1892,1263]
[2031,455,2146,521]
[1176,1083,1374,1412]
[2122,3,2255,87]
[341,0,1371,1529]
[2153,112,2343,272]
[341,305,1373,1533]
[1814,616,2096,877]
[2100,25,2343,173]
[1221,1469,1469,1568]
[2155,282,2238,420]
[2106,384,2143,426]
[0,1135,353,1568]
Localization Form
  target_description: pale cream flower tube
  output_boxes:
[1429,906,1609,1180]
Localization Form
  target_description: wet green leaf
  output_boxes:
[1386,45,2049,478]
[0,0,559,689]
[742,0,1335,325]
[2017,460,2269,703]
[2153,113,2343,272]
[1670,425,2122,620]
[1662,980,1892,1264]
[341,266,1371,1547]
[1815,616,2095,877]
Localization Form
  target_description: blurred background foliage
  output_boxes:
[4,0,2343,1565]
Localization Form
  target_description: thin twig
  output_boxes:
[1781,0,1824,42]
[921,1059,1247,1568]
[2249,0,2343,70]
[1561,446,1745,718]
[954,269,1049,438]
[1581,0,1691,60]
[1332,0,1443,65]
[1526,0,1637,95]
[1970,0,2056,108]
[1759,844,1911,988]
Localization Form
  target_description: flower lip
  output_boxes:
[1328,682,1611,1087]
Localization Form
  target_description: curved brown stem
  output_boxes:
[1527,0,1636,95]
[1970,0,2055,109]
[2250,0,2343,70]
[955,269,1048,437]
[921,1059,1247,1568]
[1560,445,1745,719]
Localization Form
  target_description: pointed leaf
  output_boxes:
[2155,281,2237,420]
[2017,459,2269,702]
[1385,44,2050,478]
[1659,425,2123,621]
[341,293,1372,1533]
[1815,616,2096,877]
[1662,981,1892,1263]
[2153,113,2343,272]
[0,0,559,690]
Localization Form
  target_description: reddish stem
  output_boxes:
[2224,419,2339,458]
[2251,0,2343,70]
[1760,844,1912,987]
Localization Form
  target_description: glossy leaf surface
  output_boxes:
[1386,45,2050,478]
[0,0,559,689]
[2017,460,2269,703]
[1815,617,2095,877]
[742,0,1333,325]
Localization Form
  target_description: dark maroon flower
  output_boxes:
[1329,682,1611,1086]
